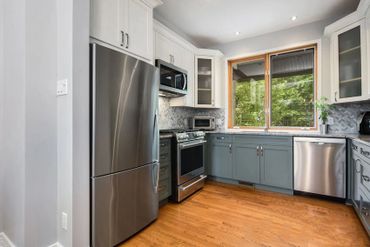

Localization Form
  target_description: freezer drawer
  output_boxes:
[294,137,346,198]
[91,163,159,247]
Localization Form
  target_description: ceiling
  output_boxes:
[154,0,360,47]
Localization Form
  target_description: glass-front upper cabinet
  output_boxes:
[332,19,368,103]
[195,56,215,107]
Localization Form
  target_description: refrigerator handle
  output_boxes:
[154,109,159,163]
[153,162,160,193]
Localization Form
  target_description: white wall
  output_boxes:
[24,0,58,245]
[1,0,26,246]
[72,0,90,246]
[0,0,4,234]
[57,0,73,245]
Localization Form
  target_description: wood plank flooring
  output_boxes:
[122,181,369,247]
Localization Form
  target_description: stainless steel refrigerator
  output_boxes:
[90,43,160,247]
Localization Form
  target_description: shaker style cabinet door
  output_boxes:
[233,144,260,184]
[331,19,368,103]
[127,0,152,60]
[208,143,233,179]
[90,0,154,62]
[90,0,124,47]
[260,145,292,190]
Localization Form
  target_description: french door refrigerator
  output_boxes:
[90,43,160,247]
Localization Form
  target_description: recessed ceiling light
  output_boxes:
[291,16,297,21]
[235,31,240,36]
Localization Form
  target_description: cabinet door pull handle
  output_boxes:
[256,146,260,156]
[216,136,225,140]
[334,91,338,102]
[260,146,263,156]
[361,148,370,157]
[362,175,370,182]
[125,33,129,49]
[229,144,232,153]
[352,144,358,151]
[355,159,362,173]
[120,31,125,47]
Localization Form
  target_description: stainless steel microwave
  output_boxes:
[189,116,216,130]
[156,59,187,97]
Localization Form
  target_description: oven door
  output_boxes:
[177,140,206,185]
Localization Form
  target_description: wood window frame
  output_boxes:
[228,44,318,131]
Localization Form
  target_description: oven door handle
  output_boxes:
[179,140,207,149]
[181,175,207,191]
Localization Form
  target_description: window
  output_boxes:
[228,44,317,130]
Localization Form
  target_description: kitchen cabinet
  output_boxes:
[325,1,370,104]
[208,143,233,179]
[159,138,172,202]
[154,21,224,108]
[260,145,292,189]
[350,139,370,236]
[207,134,293,191]
[154,22,196,107]
[90,0,161,62]
[233,143,260,184]
[331,19,368,103]
[194,51,223,108]
[207,134,233,179]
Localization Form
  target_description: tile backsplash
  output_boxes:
[159,96,370,134]
[328,102,370,133]
[158,97,225,130]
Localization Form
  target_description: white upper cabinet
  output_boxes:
[90,0,122,47]
[154,31,186,68]
[127,0,152,60]
[194,50,223,108]
[154,21,224,108]
[325,0,370,103]
[331,19,368,103]
[90,0,162,62]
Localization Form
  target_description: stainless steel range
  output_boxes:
[160,129,207,202]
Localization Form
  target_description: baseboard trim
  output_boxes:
[0,232,16,247]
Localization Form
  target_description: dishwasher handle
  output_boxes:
[294,137,346,144]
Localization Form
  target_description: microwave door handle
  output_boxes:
[182,74,187,90]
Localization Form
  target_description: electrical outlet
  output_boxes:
[57,79,68,96]
[62,212,68,230]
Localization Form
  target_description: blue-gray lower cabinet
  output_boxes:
[207,134,293,193]
[233,144,260,184]
[208,143,233,179]
[260,145,292,189]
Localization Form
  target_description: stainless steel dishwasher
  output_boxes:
[294,137,346,198]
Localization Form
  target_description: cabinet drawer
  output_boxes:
[233,135,292,147]
[209,134,232,143]
[159,152,171,165]
[353,140,370,163]
[159,165,171,180]
[160,139,171,155]
[158,179,171,201]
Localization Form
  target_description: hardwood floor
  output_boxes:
[122,181,369,247]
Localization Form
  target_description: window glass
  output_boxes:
[232,58,266,127]
[270,49,315,127]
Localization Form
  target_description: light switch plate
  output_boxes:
[57,79,68,96]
